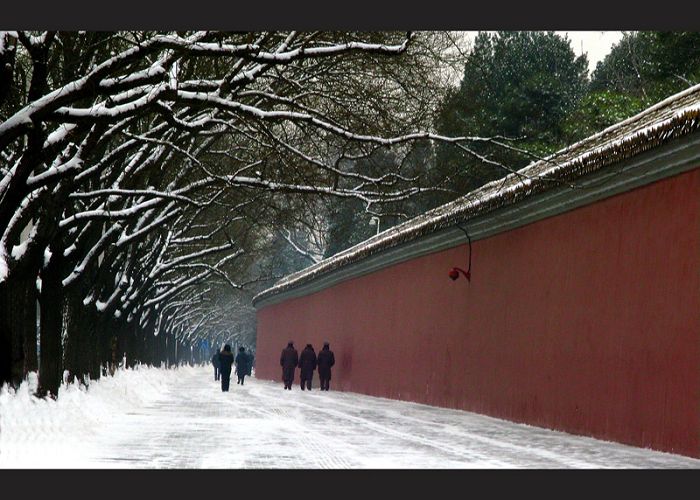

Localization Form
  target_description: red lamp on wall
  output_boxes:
[449,224,472,283]
[449,267,470,281]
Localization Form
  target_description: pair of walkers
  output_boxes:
[280,341,335,391]
[212,345,253,392]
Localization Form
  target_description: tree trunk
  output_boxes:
[100,318,115,375]
[157,332,166,367]
[89,314,111,381]
[80,312,99,382]
[135,326,145,367]
[23,292,39,376]
[142,320,156,366]
[37,255,64,398]
[64,290,98,384]
[171,334,177,367]
[0,281,13,387]
[0,272,37,387]
[125,322,137,368]
[165,334,172,367]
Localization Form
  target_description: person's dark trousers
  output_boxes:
[221,372,231,391]
[300,378,312,390]
[320,378,329,391]
[237,375,245,385]
[214,367,220,381]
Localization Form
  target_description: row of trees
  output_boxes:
[0,31,489,397]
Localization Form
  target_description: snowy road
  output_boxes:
[2,365,700,468]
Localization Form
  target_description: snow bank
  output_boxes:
[0,365,186,468]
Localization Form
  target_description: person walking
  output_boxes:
[280,341,299,390]
[219,344,235,392]
[298,343,317,391]
[211,348,221,381]
[235,346,250,385]
[317,341,335,391]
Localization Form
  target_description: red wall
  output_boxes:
[256,168,700,458]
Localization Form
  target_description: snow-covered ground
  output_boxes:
[1,365,699,469]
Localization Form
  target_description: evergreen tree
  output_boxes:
[433,31,589,200]
[568,31,700,139]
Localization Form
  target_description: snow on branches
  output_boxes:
[0,30,479,351]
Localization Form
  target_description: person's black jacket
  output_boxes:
[280,344,298,383]
[280,346,298,369]
[219,350,234,374]
[298,345,317,379]
[211,352,221,368]
[317,347,335,379]
[235,352,249,375]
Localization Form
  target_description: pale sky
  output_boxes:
[561,31,625,73]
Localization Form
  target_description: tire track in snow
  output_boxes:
[306,392,699,469]
[243,387,352,468]
[248,385,514,467]
[303,393,602,469]
[97,370,249,468]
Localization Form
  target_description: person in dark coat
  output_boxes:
[298,343,317,391]
[211,349,221,381]
[317,341,335,391]
[218,344,235,391]
[280,341,299,390]
[235,346,250,385]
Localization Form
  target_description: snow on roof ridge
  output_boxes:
[253,84,700,305]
